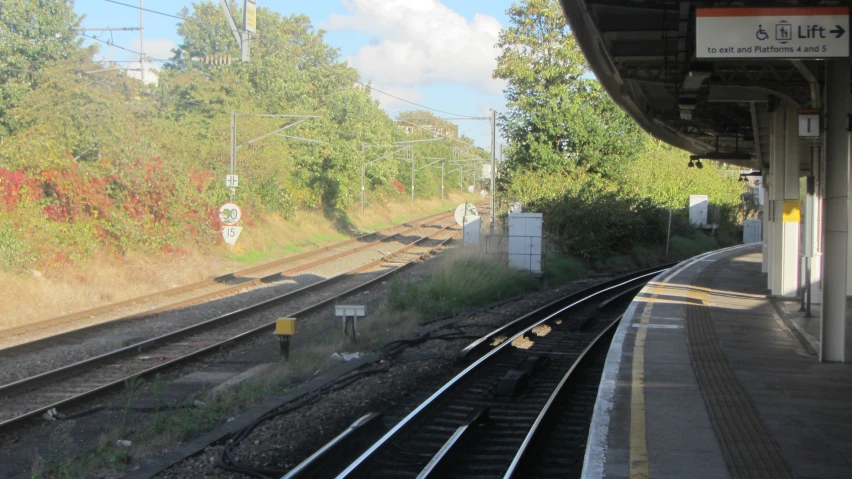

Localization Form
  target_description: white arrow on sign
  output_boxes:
[222,226,243,245]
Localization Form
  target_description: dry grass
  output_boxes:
[356,192,478,230]
[0,193,480,331]
[0,249,232,330]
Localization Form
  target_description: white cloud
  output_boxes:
[325,0,506,96]
[367,83,427,110]
[118,38,175,84]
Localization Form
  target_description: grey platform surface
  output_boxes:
[583,244,852,479]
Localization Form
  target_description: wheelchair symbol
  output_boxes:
[756,25,768,41]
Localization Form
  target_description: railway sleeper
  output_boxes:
[492,355,548,400]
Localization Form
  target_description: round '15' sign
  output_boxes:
[219,202,242,225]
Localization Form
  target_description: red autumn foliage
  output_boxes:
[392,180,405,193]
[0,168,38,209]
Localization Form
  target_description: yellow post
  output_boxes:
[275,318,296,359]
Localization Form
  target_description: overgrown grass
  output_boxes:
[670,232,718,259]
[543,252,589,285]
[388,247,540,317]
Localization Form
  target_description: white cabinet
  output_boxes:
[744,219,762,243]
[689,195,709,227]
[508,213,542,273]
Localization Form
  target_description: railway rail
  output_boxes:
[0,208,474,433]
[0,209,455,346]
[283,266,668,479]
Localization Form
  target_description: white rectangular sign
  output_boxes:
[226,175,239,188]
[798,110,820,137]
[335,305,365,317]
[244,0,257,33]
[697,7,849,59]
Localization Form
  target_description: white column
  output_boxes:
[820,59,850,362]
[805,144,824,304]
[761,176,770,275]
[769,108,786,295]
[781,103,801,296]
[767,106,800,297]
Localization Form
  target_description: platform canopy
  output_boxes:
[561,1,845,170]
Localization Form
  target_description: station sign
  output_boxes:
[798,109,820,137]
[697,7,849,59]
[244,0,257,33]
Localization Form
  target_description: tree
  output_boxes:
[493,0,643,175]
[0,0,82,137]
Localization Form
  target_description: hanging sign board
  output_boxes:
[696,7,849,59]
[798,109,820,137]
[219,202,242,226]
[243,0,257,33]
[222,226,243,245]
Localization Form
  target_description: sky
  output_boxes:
[73,0,516,148]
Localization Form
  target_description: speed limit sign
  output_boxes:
[218,202,242,225]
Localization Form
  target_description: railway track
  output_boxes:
[0,209,455,346]
[0,210,471,432]
[283,266,667,479]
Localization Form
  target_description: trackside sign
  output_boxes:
[697,7,849,59]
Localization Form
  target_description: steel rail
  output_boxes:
[0,223,460,432]
[458,264,675,361]
[335,269,665,478]
[282,413,385,479]
[502,316,622,478]
[0,209,453,342]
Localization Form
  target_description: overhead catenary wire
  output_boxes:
[100,0,477,118]
[79,32,168,62]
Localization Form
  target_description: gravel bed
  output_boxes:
[152,280,595,479]
[0,224,454,385]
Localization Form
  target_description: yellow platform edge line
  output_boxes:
[629,285,659,479]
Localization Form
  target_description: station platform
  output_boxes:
[583,244,852,479]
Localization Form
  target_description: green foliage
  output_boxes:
[0,3,470,271]
[503,142,746,262]
[0,0,82,137]
[543,252,588,284]
[670,233,719,258]
[496,0,747,263]
[493,0,644,175]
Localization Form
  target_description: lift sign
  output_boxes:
[697,7,849,59]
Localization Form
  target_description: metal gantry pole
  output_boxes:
[490,109,496,232]
[230,110,237,202]
[361,143,366,216]
[665,200,673,258]
[139,0,145,83]
[410,146,415,205]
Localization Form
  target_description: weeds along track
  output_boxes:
[0,214,466,432]
[288,267,667,479]
[0,209,456,347]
